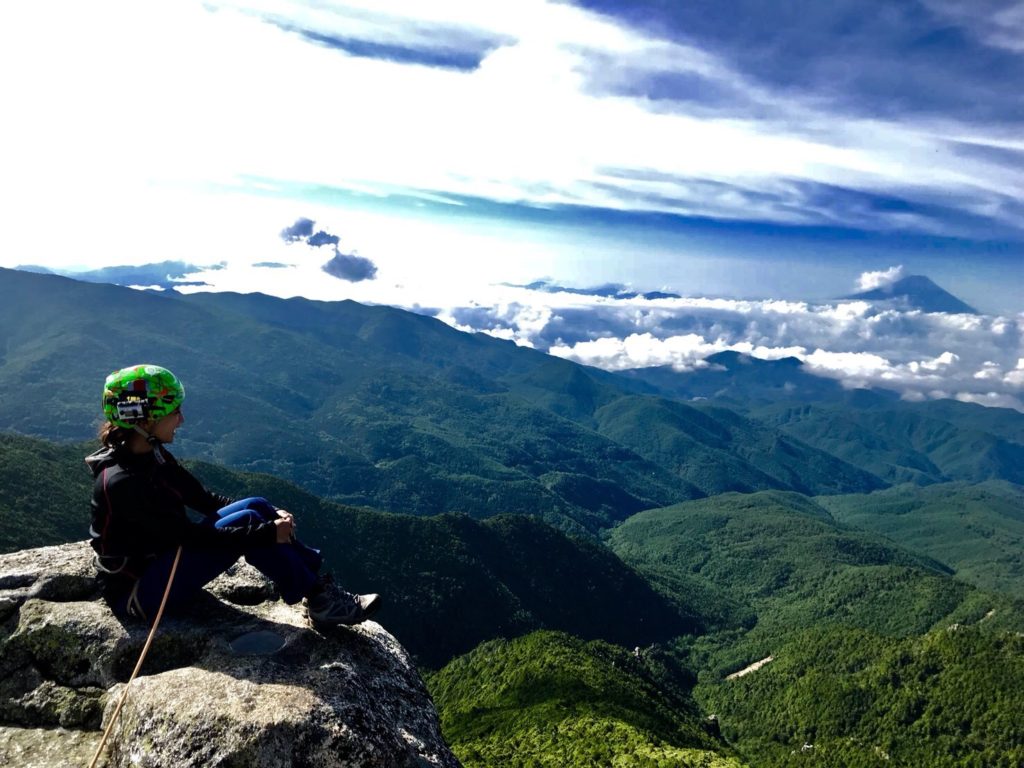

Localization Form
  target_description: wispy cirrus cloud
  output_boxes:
[231,0,1022,240]
[570,0,1024,122]
[921,0,1024,54]
[6,0,1018,250]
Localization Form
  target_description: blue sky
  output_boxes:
[1,0,1022,407]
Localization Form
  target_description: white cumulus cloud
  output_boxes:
[857,265,905,291]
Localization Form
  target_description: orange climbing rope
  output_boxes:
[88,545,182,768]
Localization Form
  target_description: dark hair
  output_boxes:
[98,421,132,448]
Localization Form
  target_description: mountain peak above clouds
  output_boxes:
[843,274,978,314]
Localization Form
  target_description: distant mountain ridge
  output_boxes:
[842,274,978,314]
[14,260,219,290]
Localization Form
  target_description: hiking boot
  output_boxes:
[306,583,382,628]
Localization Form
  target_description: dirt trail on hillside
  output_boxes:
[726,655,774,680]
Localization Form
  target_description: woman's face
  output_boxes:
[149,408,184,443]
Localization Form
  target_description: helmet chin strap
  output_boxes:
[133,425,166,464]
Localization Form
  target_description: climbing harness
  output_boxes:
[87,545,183,768]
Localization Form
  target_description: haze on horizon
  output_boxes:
[1,0,1022,408]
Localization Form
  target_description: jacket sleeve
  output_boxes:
[104,470,276,555]
[161,451,235,519]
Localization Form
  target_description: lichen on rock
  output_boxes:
[0,542,460,767]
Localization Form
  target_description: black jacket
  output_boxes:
[87,444,276,576]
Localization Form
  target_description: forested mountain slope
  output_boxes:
[0,433,93,552]
[428,631,747,768]
[818,481,1024,597]
[594,396,884,495]
[697,625,1024,767]
[606,491,1024,675]
[606,490,1024,765]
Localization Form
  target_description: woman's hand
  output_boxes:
[274,510,295,543]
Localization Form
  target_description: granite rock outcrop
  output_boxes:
[0,541,460,767]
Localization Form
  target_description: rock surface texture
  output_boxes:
[0,542,460,767]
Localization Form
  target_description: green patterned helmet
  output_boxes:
[102,365,185,428]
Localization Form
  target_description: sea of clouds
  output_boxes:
[435,267,1024,411]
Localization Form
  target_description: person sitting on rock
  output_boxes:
[86,364,380,629]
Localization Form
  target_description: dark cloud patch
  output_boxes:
[644,291,683,300]
[270,19,513,72]
[321,252,378,282]
[298,30,488,71]
[280,218,315,242]
[280,218,349,249]
[279,217,377,280]
[617,70,737,107]
[525,279,631,297]
[515,279,681,300]
[308,230,341,248]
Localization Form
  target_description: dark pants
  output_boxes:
[129,497,322,620]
